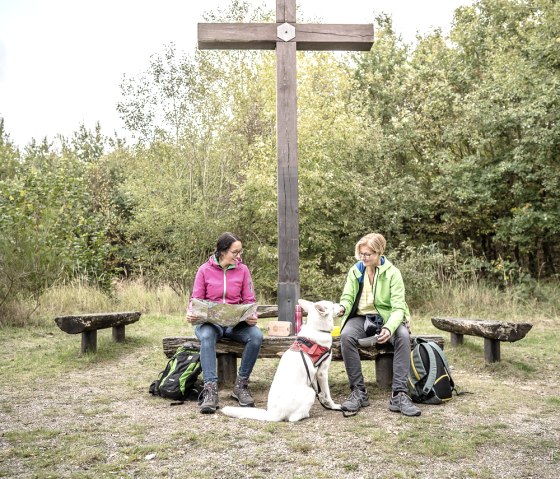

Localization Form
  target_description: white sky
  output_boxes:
[0,0,473,149]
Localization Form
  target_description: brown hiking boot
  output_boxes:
[231,376,255,407]
[198,382,219,414]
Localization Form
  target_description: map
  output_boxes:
[190,299,258,327]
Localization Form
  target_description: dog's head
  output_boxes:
[298,299,335,332]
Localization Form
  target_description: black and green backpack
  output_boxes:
[149,346,202,402]
[408,338,459,404]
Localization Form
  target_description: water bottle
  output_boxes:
[294,305,302,335]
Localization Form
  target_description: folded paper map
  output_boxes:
[190,299,258,327]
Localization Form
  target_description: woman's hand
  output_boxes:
[186,313,199,324]
[377,327,391,344]
[244,314,258,327]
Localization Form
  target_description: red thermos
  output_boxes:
[294,305,302,335]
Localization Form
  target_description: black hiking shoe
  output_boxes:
[341,387,370,412]
[389,391,421,417]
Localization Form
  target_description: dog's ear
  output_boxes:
[298,299,313,312]
[314,303,326,314]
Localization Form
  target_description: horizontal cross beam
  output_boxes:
[198,23,373,51]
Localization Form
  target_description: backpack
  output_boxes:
[408,338,458,404]
[149,346,202,402]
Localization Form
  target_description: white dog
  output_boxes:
[221,299,341,422]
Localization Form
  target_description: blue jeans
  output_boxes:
[195,322,263,384]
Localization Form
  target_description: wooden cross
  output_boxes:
[198,0,373,325]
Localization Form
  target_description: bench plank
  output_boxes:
[55,311,141,354]
[162,335,444,360]
[431,317,532,363]
[162,334,444,388]
[54,311,141,334]
[431,317,532,342]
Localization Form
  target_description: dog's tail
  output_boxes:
[221,406,281,421]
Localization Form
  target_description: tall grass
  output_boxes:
[30,278,188,324]
[414,280,560,323]
[2,270,559,328]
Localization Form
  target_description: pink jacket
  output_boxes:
[191,256,256,305]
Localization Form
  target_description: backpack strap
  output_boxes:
[418,342,439,395]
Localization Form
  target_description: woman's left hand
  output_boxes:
[245,314,258,327]
[377,327,391,344]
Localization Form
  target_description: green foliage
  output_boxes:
[0,125,117,323]
[2,0,560,320]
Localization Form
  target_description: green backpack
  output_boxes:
[408,338,459,404]
[150,346,202,402]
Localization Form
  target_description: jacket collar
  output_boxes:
[210,255,238,271]
[352,256,389,282]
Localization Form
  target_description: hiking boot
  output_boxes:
[198,382,219,414]
[231,376,255,407]
[389,391,421,417]
[341,387,370,412]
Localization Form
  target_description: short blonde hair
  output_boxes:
[354,233,386,260]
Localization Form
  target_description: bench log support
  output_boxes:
[374,354,393,389]
[484,338,501,363]
[450,332,464,346]
[82,330,97,354]
[112,324,126,342]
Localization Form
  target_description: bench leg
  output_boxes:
[81,330,97,354]
[375,354,393,389]
[450,332,464,346]
[484,338,501,363]
[112,325,126,342]
[217,353,237,387]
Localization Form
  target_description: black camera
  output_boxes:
[364,314,384,337]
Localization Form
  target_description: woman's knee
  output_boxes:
[196,324,219,342]
[392,324,410,345]
[248,326,263,344]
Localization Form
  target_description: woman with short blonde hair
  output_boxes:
[337,232,420,417]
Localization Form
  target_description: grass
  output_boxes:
[0,281,559,478]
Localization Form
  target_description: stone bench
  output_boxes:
[431,317,532,363]
[54,311,141,353]
[162,334,444,388]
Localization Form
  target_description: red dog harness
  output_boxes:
[290,337,331,367]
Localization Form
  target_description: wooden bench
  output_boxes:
[54,311,141,353]
[162,334,444,389]
[431,317,532,363]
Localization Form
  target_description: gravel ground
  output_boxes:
[1,345,559,479]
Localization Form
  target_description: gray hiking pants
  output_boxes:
[340,316,410,393]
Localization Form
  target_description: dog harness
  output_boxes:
[290,337,331,367]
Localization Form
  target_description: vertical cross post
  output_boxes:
[197,0,373,326]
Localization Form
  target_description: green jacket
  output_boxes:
[339,257,411,336]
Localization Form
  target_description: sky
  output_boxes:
[0,0,473,149]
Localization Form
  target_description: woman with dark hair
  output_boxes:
[186,232,262,414]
